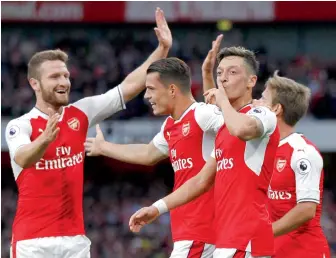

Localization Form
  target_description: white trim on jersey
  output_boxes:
[246,106,277,138]
[71,85,126,127]
[152,119,170,156]
[243,106,277,176]
[170,240,215,258]
[213,248,270,258]
[5,110,39,179]
[286,133,323,203]
[152,102,223,160]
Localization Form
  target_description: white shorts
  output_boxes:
[10,235,91,258]
[213,248,271,258]
[170,240,215,258]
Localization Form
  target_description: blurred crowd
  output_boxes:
[2,179,336,258]
[1,25,336,119]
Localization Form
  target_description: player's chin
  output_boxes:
[55,95,69,105]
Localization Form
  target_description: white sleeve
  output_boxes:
[72,85,126,127]
[246,106,277,137]
[291,145,323,204]
[5,119,32,159]
[152,119,169,156]
[195,103,224,133]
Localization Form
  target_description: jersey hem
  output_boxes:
[12,230,86,243]
[215,243,273,256]
[173,236,215,245]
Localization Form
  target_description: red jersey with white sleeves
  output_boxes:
[5,86,125,243]
[212,105,279,256]
[269,133,330,258]
[153,102,224,243]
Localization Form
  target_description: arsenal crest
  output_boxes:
[68,118,80,131]
[276,158,287,172]
[182,122,190,136]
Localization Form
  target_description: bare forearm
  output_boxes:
[15,136,49,168]
[219,98,256,137]
[202,72,216,94]
[100,142,153,165]
[163,176,211,210]
[272,204,316,237]
[122,45,169,102]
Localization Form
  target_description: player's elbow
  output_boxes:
[232,127,254,141]
[14,156,32,169]
[298,202,317,221]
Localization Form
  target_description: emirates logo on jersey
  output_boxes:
[276,158,287,172]
[171,149,177,160]
[67,118,80,131]
[182,122,190,136]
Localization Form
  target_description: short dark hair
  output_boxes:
[217,46,259,75]
[147,57,191,93]
[28,49,68,80]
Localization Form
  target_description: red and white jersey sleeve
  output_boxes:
[194,103,224,134]
[6,118,32,159]
[246,106,277,137]
[71,85,125,127]
[290,145,323,204]
[152,119,169,156]
[153,103,224,158]
[5,118,33,179]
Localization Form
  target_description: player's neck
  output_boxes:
[35,100,63,116]
[171,96,196,120]
[278,119,295,140]
[230,94,252,111]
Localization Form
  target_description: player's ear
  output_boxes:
[168,83,177,98]
[273,103,283,116]
[29,78,41,92]
[248,75,257,89]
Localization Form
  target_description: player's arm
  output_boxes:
[85,120,169,165]
[204,87,276,141]
[129,157,217,232]
[220,100,276,141]
[121,8,172,102]
[272,146,323,237]
[162,157,216,210]
[73,9,172,127]
[202,35,223,96]
[6,110,60,168]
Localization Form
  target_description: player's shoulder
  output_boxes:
[194,102,222,118]
[288,133,321,155]
[6,109,39,128]
[288,133,323,169]
[5,110,38,139]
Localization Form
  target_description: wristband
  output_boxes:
[152,199,168,215]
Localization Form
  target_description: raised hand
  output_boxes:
[202,34,224,74]
[41,108,60,144]
[129,206,160,233]
[204,86,228,107]
[154,7,172,49]
[84,124,105,156]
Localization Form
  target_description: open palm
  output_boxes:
[154,8,172,49]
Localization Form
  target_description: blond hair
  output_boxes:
[27,49,68,80]
[266,71,311,126]
[217,46,259,75]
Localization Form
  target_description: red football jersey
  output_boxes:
[269,133,330,258]
[153,102,224,243]
[212,105,279,256]
[5,86,125,243]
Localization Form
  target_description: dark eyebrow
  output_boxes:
[217,65,240,71]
